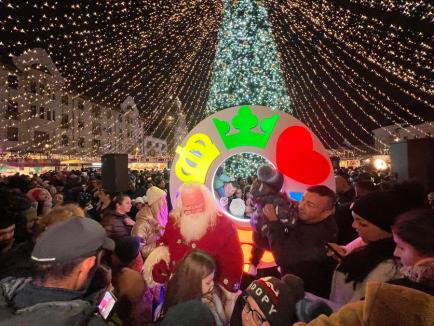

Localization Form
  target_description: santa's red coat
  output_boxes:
[158,211,243,292]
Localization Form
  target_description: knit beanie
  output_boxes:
[352,191,407,232]
[245,274,304,326]
[115,236,141,265]
[146,186,166,206]
[257,165,284,192]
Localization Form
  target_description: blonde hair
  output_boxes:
[37,204,85,233]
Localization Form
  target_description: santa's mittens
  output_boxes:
[152,259,170,284]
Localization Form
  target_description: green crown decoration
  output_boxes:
[213,105,279,150]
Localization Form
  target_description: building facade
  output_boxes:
[0,48,160,158]
[372,122,434,153]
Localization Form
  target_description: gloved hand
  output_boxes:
[152,259,170,284]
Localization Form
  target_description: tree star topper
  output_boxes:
[213,105,279,150]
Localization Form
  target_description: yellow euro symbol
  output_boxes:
[175,133,220,184]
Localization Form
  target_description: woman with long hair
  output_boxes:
[162,250,228,326]
[132,186,168,259]
[326,191,408,308]
[101,194,134,242]
[390,209,434,295]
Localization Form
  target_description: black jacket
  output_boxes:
[267,216,338,297]
[0,277,107,326]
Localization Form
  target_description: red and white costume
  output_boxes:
[143,183,243,293]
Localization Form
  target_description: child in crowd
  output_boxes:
[229,188,246,218]
[111,236,152,325]
[230,274,305,326]
[294,209,434,326]
[390,208,434,295]
[161,250,229,326]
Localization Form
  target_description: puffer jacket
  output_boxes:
[294,281,434,326]
[101,210,133,242]
[0,277,106,326]
[131,206,162,259]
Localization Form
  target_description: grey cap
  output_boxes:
[32,217,115,262]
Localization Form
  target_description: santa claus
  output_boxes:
[143,183,243,293]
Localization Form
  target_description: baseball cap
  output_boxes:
[32,217,115,262]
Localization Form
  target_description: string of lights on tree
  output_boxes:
[0,0,432,161]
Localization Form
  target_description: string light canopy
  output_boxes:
[0,0,433,156]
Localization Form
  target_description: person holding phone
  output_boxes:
[306,191,411,311]
[0,217,115,325]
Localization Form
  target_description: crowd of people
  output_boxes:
[0,165,433,325]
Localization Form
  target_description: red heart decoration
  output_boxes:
[276,126,331,185]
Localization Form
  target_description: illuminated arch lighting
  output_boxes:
[169,105,335,268]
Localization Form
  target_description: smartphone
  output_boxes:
[98,290,117,320]
[324,242,343,259]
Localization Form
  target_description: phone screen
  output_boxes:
[325,243,343,259]
[98,290,117,320]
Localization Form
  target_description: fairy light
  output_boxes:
[1,0,432,159]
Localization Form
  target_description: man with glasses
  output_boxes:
[263,185,338,297]
[0,217,114,325]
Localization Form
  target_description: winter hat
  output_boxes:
[296,298,333,323]
[134,197,145,205]
[352,191,407,232]
[146,186,166,206]
[160,299,215,326]
[32,217,114,262]
[27,188,48,202]
[245,274,304,326]
[115,236,141,265]
[257,165,284,191]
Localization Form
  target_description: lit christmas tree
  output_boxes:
[223,153,270,180]
[207,0,291,179]
[206,0,291,114]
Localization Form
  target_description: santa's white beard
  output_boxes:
[179,212,212,243]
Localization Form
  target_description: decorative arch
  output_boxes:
[169,105,335,268]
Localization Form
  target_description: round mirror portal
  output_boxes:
[212,152,272,224]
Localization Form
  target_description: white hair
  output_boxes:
[172,183,218,243]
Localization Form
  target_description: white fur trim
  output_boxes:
[142,245,170,287]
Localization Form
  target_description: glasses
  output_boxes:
[242,296,267,326]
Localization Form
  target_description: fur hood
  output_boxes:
[400,258,434,289]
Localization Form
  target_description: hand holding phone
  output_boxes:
[324,242,345,260]
[98,290,117,320]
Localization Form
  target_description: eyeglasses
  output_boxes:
[242,296,267,326]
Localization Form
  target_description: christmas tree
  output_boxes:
[207,0,290,180]
[223,153,270,180]
[206,0,291,114]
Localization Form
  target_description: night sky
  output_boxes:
[1,0,433,150]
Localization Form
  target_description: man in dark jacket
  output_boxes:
[0,217,114,325]
[263,185,338,297]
